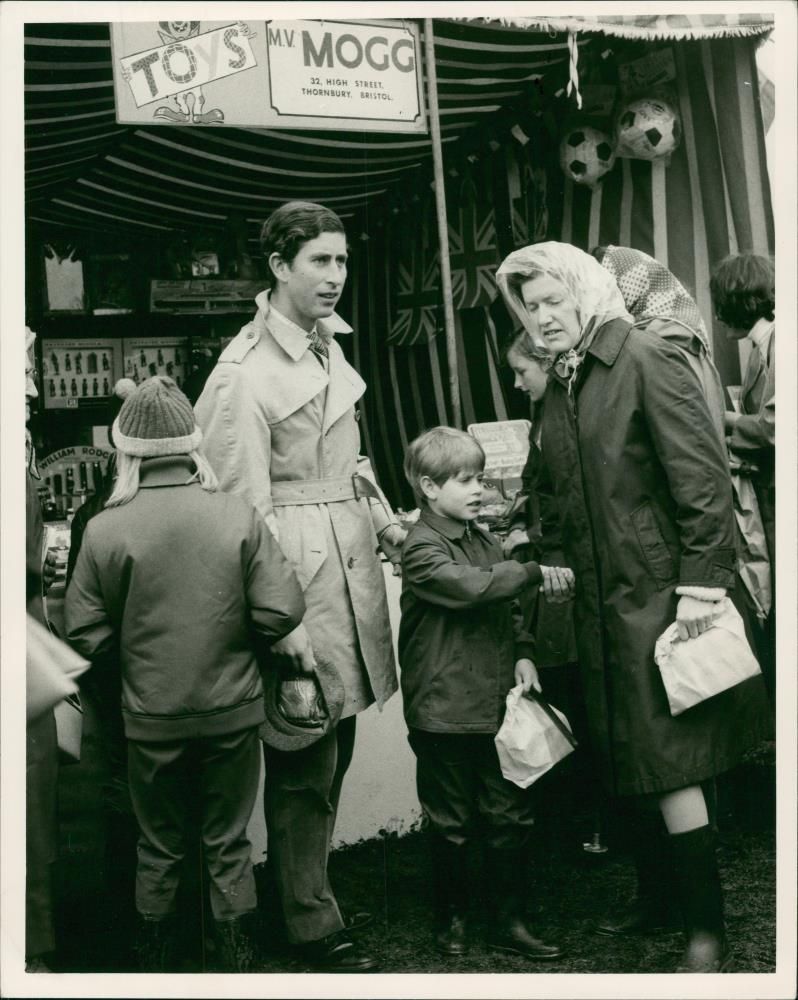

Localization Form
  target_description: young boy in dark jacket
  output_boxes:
[65,376,305,972]
[399,426,572,960]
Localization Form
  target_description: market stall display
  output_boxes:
[40,339,121,407]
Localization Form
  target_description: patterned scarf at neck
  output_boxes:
[553,349,585,392]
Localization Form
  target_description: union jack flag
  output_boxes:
[388,230,441,346]
[447,197,500,310]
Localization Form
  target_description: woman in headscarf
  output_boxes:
[495,243,770,973]
[593,245,725,443]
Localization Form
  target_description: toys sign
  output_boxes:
[119,23,257,109]
[110,19,426,133]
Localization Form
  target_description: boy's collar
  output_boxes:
[420,507,477,540]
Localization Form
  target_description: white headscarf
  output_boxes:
[496,243,633,389]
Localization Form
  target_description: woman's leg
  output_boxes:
[657,784,709,834]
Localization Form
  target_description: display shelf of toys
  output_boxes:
[37,444,114,521]
[122,337,188,388]
[40,338,123,409]
[149,279,262,314]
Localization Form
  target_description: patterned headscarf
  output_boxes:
[496,242,632,390]
[600,245,712,356]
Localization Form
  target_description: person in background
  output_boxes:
[502,332,603,858]
[64,377,137,963]
[710,253,776,698]
[65,377,305,973]
[25,327,59,972]
[195,201,405,973]
[66,379,136,584]
[496,243,771,973]
[399,425,573,961]
[501,334,551,559]
[592,245,756,845]
[592,245,726,442]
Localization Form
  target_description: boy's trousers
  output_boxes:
[262,715,356,944]
[127,726,260,922]
[408,730,535,849]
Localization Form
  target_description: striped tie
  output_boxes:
[307,328,329,364]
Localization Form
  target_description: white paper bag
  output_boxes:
[495,684,575,788]
[654,597,761,716]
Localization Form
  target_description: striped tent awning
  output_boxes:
[459,13,775,41]
[24,18,593,244]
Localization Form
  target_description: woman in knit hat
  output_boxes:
[65,376,306,972]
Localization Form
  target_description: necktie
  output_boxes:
[307,328,329,365]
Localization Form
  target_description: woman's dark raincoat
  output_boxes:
[538,319,770,796]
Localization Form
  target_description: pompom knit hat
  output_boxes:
[112,375,202,458]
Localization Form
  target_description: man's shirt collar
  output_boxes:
[255,290,353,362]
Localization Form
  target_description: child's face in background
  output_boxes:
[507,346,549,402]
[422,469,484,522]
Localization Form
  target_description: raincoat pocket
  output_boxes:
[630,502,677,588]
[274,505,328,590]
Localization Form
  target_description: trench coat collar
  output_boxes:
[255,290,352,363]
[420,507,472,540]
[138,455,197,488]
[749,316,774,352]
[586,317,633,367]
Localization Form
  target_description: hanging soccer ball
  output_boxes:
[616,98,681,161]
[559,127,617,188]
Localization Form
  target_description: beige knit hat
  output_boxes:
[112,375,202,458]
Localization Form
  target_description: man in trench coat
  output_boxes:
[195,201,404,972]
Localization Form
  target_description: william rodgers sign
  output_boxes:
[111,19,426,133]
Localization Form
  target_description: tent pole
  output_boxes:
[424,18,461,428]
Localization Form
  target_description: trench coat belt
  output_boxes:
[270,475,380,507]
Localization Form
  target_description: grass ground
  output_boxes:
[50,709,776,976]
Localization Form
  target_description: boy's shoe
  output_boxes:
[300,930,379,972]
[435,911,469,956]
[487,916,565,961]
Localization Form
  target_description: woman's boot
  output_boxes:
[484,845,565,961]
[214,914,256,973]
[430,837,470,956]
[669,825,732,972]
[596,810,679,936]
